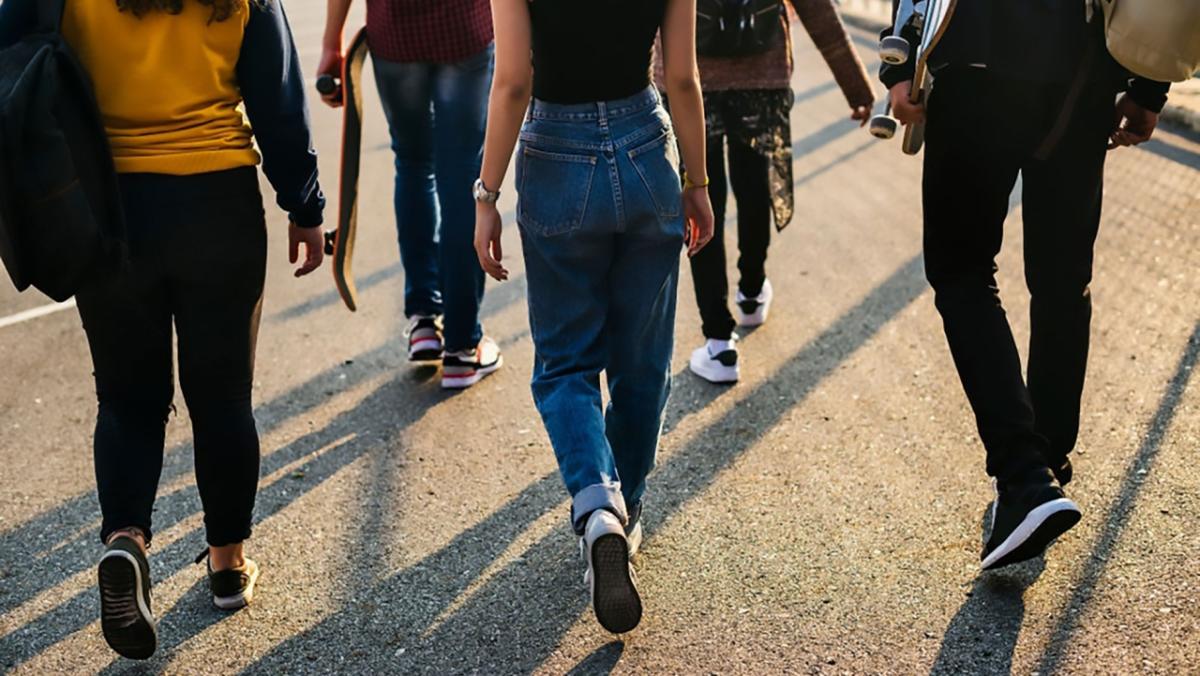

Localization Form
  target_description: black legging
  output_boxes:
[76,167,267,547]
[688,134,772,340]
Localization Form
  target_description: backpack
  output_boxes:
[1094,0,1200,82]
[0,0,125,301]
[696,0,785,58]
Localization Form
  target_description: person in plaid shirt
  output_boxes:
[320,0,502,389]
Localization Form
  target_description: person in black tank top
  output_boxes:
[471,0,714,635]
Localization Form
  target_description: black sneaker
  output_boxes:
[1050,456,1073,487]
[196,549,260,610]
[98,536,157,660]
[981,467,1081,571]
[442,336,503,389]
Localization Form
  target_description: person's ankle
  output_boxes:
[107,527,148,555]
[208,543,246,572]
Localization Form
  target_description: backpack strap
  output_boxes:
[36,0,68,35]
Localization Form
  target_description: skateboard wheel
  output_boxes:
[869,115,898,140]
[879,36,910,66]
[316,74,337,96]
[323,230,336,256]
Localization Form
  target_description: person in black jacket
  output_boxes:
[880,0,1170,571]
[0,0,324,660]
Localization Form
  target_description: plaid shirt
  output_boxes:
[366,0,494,64]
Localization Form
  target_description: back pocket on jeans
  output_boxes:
[627,129,682,224]
[517,146,598,237]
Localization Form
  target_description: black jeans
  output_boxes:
[76,167,267,547]
[923,68,1116,479]
[689,134,772,340]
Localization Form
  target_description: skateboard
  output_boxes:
[315,27,370,311]
[868,0,920,140]
[868,0,958,154]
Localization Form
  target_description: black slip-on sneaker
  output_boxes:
[98,536,157,660]
[981,467,1081,571]
[196,550,261,611]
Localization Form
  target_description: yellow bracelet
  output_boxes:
[683,171,710,190]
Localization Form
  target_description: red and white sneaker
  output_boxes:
[442,336,503,389]
[406,316,444,362]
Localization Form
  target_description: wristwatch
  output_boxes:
[473,178,500,204]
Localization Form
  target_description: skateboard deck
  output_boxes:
[902,0,957,155]
[321,27,370,311]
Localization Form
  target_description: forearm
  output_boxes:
[666,75,707,182]
[479,80,532,193]
[322,0,354,50]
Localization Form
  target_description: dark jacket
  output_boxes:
[878,0,1170,113]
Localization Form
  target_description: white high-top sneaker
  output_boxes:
[736,279,774,327]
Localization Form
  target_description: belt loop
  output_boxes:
[597,101,609,131]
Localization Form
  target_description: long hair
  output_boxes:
[115,0,251,23]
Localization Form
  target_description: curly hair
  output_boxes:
[116,0,253,23]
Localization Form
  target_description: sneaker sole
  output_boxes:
[442,357,503,390]
[212,564,260,611]
[736,306,769,327]
[409,338,444,362]
[590,533,642,634]
[98,550,157,660]
[689,355,738,384]
[982,497,1082,571]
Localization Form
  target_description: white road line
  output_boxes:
[0,299,77,330]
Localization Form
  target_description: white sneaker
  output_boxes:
[689,338,739,384]
[406,315,443,362]
[581,510,642,634]
[736,279,773,327]
[442,336,503,389]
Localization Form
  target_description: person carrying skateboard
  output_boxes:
[320,0,501,389]
[474,0,714,634]
[660,0,876,385]
[880,0,1171,570]
[0,0,325,660]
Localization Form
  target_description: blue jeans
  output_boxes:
[373,45,493,352]
[516,88,685,533]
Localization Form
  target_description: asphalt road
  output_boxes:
[1,3,1198,674]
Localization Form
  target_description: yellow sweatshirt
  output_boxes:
[62,0,260,175]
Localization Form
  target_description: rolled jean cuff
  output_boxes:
[571,482,627,535]
[205,523,252,548]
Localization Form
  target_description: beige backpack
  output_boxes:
[1092,0,1200,82]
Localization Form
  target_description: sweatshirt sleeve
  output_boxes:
[1126,77,1170,115]
[789,0,875,108]
[0,0,37,49]
[237,0,325,228]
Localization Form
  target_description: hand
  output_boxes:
[850,104,873,127]
[888,81,925,126]
[289,222,325,277]
[474,202,509,281]
[1109,93,1158,150]
[682,186,715,257]
[317,47,343,108]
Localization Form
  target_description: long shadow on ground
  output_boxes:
[241,255,927,674]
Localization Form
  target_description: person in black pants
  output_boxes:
[883,2,1169,571]
[0,0,325,660]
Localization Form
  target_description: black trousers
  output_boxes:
[689,134,772,340]
[76,167,267,547]
[923,68,1116,479]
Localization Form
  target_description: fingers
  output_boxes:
[289,232,299,264]
[294,234,324,277]
[474,228,508,282]
[320,92,343,109]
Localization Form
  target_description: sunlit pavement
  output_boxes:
[1,3,1197,674]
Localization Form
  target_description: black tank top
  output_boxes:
[529,0,667,104]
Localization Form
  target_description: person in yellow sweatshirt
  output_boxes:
[0,0,326,660]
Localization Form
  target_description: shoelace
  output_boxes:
[404,316,440,338]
